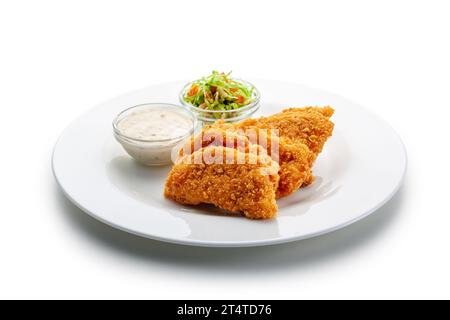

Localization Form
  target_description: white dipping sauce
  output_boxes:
[117,109,192,141]
[114,107,194,166]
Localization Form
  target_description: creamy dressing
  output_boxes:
[117,109,192,141]
[114,106,195,166]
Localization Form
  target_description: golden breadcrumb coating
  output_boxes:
[164,106,334,218]
[164,146,280,219]
[178,127,268,159]
[204,122,314,198]
[274,136,313,197]
[225,106,334,187]
[238,106,335,159]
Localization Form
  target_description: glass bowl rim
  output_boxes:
[178,78,261,114]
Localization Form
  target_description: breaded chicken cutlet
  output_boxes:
[164,106,334,219]
[238,106,335,160]
[215,106,334,187]
[188,125,314,198]
[178,127,268,158]
[165,146,280,219]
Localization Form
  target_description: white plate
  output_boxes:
[52,80,406,247]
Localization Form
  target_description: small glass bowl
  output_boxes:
[113,103,198,166]
[179,78,260,124]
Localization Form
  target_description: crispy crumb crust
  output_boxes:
[164,106,334,218]
[203,123,314,198]
[178,127,269,159]
[165,146,279,219]
[239,106,335,158]
[225,106,334,189]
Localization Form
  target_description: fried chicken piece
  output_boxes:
[178,127,268,159]
[165,146,280,219]
[220,106,334,187]
[237,106,334,159]
[194,124,314,198]
[271,135,313,197]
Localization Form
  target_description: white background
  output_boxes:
[1,0,449,299]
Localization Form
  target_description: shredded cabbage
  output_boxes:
[183,71,254,112]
